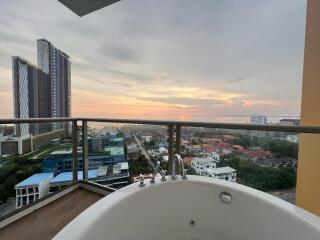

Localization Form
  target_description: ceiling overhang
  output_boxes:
[58,0,121,17]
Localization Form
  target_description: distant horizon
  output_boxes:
[0,0,306,122]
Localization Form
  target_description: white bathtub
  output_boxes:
[54,175,320,240]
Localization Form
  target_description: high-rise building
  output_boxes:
[37,39,71,130]
[12,40,71,136]
[12,57,46,136]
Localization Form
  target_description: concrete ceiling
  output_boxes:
[58,0,121,16]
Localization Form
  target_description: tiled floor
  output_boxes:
[0,188,104,240]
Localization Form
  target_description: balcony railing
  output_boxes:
[1,117,320,184]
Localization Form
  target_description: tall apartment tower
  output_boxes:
[12,40,71,136]
[37,39,71,129]
[13,57,43,136]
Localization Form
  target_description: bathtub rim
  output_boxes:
[54,175,320,239]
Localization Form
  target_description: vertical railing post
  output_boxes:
[82,120,88,181]
[175,125,181,154]
[72,120,78,182]
[168,124,174,175]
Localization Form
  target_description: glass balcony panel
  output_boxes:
[0,121,73,216]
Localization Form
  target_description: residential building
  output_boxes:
[126,144,140,160]
[37,39,71,130]
[241,149,273,160]
[191,157,236,182]
[12,57,50,136]
[286,135,300,143]
[0,135,31,156]
[191,157,218,175]
[280,119,300,126]
[141,135,152,143]
[210,152,221,162]
[159,147,168,154]
[0,125,14,136]
[126,143,139,153]
[15,172,54,208]
[205,167,237,182]
[250,114,268,125]
[12,39,71,136]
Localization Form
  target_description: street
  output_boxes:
[133,134,155,168]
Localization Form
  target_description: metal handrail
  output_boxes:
[1,116,317,184]
[1,117,320,134]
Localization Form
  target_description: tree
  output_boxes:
[219,156,297,192]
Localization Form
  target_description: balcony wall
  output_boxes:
[296,0,320,216]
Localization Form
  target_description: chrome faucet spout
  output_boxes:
[150,161,160,183]
[138,174,145,187]
[172,154,187,180]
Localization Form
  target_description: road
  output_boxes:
[133,134,155,168]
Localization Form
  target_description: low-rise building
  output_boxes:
[159,147,168,154]
[191,157,236,182]
[192,157,218,175]
[286,135,299,143]
[241,149,272,160]
[210,152,221,162]
[250,114,268,124]
[279,119,300,126]
[141,135,152,143]
[204,167,236,182]
[15,172,54,209]
[49,166,129,192]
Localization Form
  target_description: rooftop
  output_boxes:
[207,166,236,175]
[104,146,125,155]
[119,162,129,170]
[111,137,124,142]
[15,173,54,188]
[50,149,72,155]
[192,156,218,163]
[50,170,97,184]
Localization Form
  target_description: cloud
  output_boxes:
[226,77,249,84]
[0,0,306,120]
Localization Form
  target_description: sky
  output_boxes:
[0,0,307,122]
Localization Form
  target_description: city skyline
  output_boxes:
[0,0,306,122]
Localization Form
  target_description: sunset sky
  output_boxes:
[0,0,306,122]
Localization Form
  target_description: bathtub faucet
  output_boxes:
[138,174,145,187]
[171,154,187,180]
[150,161,161,184]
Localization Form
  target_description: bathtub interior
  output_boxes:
[57,178,320,240]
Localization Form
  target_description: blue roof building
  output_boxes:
[15,172,54,188]
[49,168,130,193]
[42,148,126,174]
[15,172,54,209]
[50,170,97,185]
